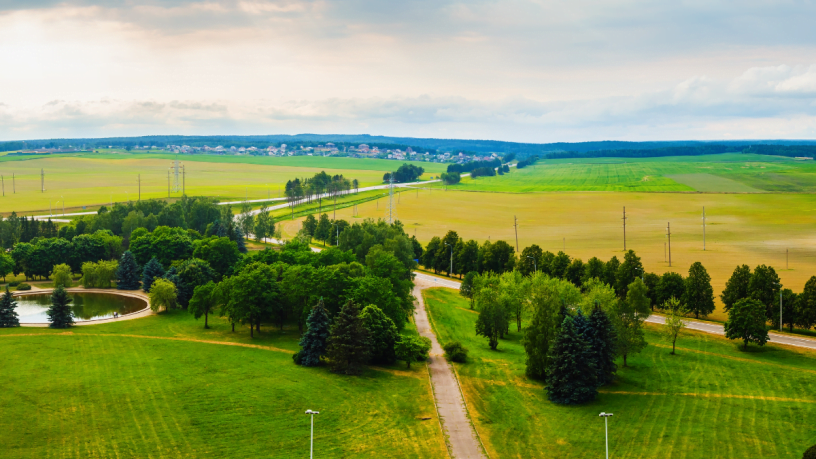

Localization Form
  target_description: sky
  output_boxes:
[1,0,816,143]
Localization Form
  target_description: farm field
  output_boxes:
[0,310,447,459]
[423,287,816,459]
[0,153,445,214]
[279,189,816,322]
[431,154,816,193]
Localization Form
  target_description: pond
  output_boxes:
[15,292,148,324]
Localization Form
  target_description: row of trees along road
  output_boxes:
[284,171,357,218]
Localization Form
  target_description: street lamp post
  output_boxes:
[305,410,319,459]
[599,412,613,459]
[527,255,536,274]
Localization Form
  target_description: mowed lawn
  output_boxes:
[288,189,816,322]
[0,311,447,459]
[0,153,446,214]
[431,154,816,193]
[423,288,816,459]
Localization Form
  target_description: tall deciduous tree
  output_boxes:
[0,253,13,282]
[656,272,685,308]
[326,301,371,375]
[298,298,331,367]
[518,244,543,277]
[545,315,598,404]
[475,288,509,350]
[797,276,816,331]
[51,264,73,288]
[684,262,715,319]
[47,285,74,328]
[0,286,20,327]
[724,298,769,350]
[661,297,687,354]
[314,213,332,246]
[361,304,399,365]
[748,264,781,324]
[254,205,274,243]
[188,281,219,328]
[614,279,650,366]
[148,278,177,312]
[141,257,165,292]
[615,250,643,297]
[721,265,751,312]
[460,271,478,309]
[116,250,141,290]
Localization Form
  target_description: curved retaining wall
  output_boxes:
[13,288,152,327]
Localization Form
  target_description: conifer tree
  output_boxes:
[234,228,248,253]
[141,257,165,292]
[326,301,371,375]
[47,285,74,328]
[116,250,141,290]
[0,286,20,327]
[545,315,598,404]
[588,306,617,385]
[360,304,399,365]
[298,299,331,367]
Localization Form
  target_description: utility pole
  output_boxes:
[667,222,672,267]
[167,171,170,198]
[702,206,706,251]
[182,165,186,195]
[622,206,627,251]
[513,215,519,252]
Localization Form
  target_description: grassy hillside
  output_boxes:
[0,153,446,214]
[423,287,816,459]
[0,310,447,459]
[433,154,816,193]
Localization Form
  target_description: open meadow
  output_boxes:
[0,153,445,214]
[279,187,816,322]
[423,287,816,459]
[0,310,447,459]
[432,154,816,193]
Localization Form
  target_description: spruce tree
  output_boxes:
[326,301,371,375]
[298,299,331,367]
[234,228,248,253]
[47,285,75,328]
[0,286,20,327]
[141,257,165,292]
[116,250,141,290]
[588,306,617,386]
[163,268,188,308]
[545,315,598,404]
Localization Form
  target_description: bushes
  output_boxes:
[443,341,468,363]
[80,260,118,288]
[804,444,816,459]
[8,281,20,287]
[16,283,31,291]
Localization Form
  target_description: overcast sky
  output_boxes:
[2,0,816,142]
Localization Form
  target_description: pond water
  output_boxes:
[15,292,147,323]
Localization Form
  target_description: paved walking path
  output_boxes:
[413,279,486,459]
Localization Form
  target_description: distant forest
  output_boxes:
[2,134,816,159]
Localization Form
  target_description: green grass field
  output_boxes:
[423,287,816,459]
[0,153,446,214]
[432,154,816,193]
[0,310,447,458]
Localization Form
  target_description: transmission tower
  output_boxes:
[169,155,183,193]
[385,173,397,224]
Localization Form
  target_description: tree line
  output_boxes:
[383,164,424,183]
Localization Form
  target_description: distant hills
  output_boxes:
[3,134,816,159]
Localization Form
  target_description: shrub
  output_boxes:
[16,283,31,291]
[804,444,816,459]
[292,351,303,365]
[51,264,73,288]
[8,281,20,287]
[443,341,469,363]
